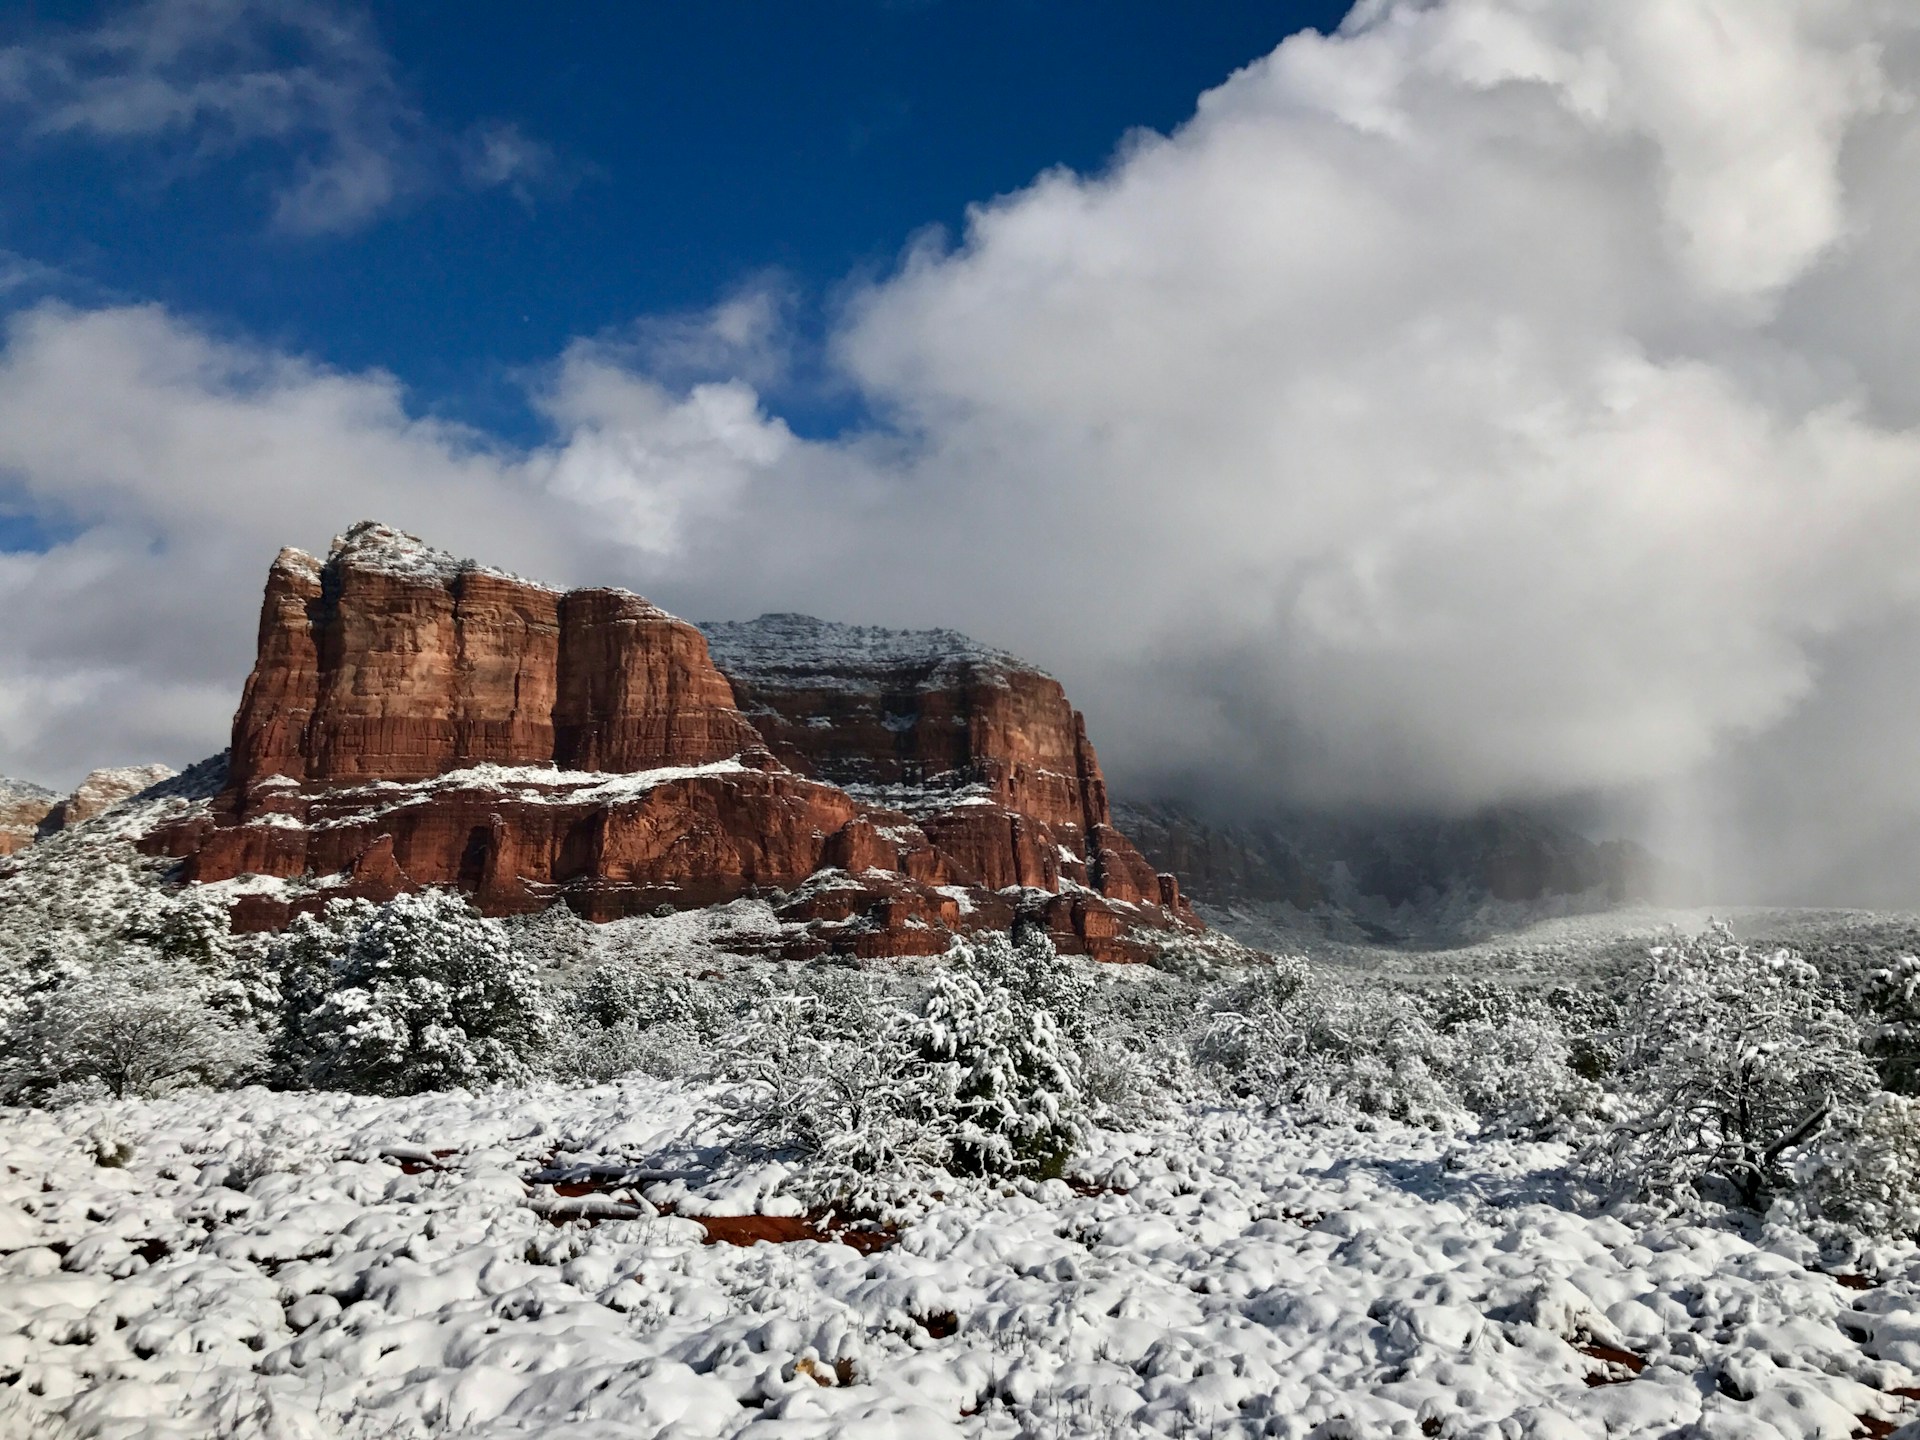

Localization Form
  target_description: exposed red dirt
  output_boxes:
[1578,1342,1647,1387]
[687,1209,896,1255]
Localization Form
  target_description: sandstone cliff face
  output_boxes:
[153,524,1195,961]
[702,615,1176,909]
[0,767,178,853]
[51,765,179,831]
[228,527,757,790]
[0,779,56,856]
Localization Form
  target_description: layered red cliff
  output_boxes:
[146,522,1197,961]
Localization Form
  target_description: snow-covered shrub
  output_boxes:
[1078,976,1198,1126]
[910,932,1089,1180]
[505,902,598,973]
[716,967,931,1194]
[0,949,264,1103]
[716,931,1092,1194]
[1190,957,1311,1095]
[1588,924,1876,1207]
[548,965,723,1082]
[1791,1092,1920,1239]
[297,890,552,1096]
[1422,980,1603,1138]
[1189,960,1463,1127]
[1286,986,1460,1129]
[1861,955,1920,1095]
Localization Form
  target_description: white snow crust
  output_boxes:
[318,521,561,593]
[9,1084,1917,1439]
[701,614,1041,692]
[312,759,757,820]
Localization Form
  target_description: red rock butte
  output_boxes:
[145,521,1199,961]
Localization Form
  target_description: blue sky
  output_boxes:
[0,1,1351,446]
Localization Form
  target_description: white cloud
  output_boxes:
[0,0,567,233]
[4,0,1920,903]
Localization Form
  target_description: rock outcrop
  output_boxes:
[0,779,56,856]
[149,523,1196,961]
[0,767,178,854]
[44,766,178,834]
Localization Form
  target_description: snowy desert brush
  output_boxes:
[714,968,938,1196]
[1790,1091,1920,1240]
[1862,954,1920,1095]
[1588,923,1876,1208]
[293,890,552,1096]
[0,948,264,1103]
[714,932,1092,1193]
[911,941,1088,1181]
[1423,980,1603,1138]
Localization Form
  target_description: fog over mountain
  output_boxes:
[3,0,1920,905]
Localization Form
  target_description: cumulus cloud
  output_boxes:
[0,0,569,232]
[4,0,1920,903]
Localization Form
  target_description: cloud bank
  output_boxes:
[4,0,1920,903]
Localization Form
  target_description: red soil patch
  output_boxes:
[1579,1342,1647,1387]
[688,1209,896,1255]
[1856,1386,1920,1437]
[522,1158,897,1252]
[387,1147,459,1176]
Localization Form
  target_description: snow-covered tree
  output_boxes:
[909,933,1088,1180]
[1589,924,1876,1207]
[0,949,263,1103]
[298,890,551,1096]
[1861,955,1920,1095]
[259,898,375,1086]
[1792,1092,1920,1239]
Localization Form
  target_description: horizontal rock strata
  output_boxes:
[148,523,1196,961]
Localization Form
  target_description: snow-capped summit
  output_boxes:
[311,519,557,591]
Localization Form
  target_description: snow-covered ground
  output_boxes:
[8,1079,1920,1440]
